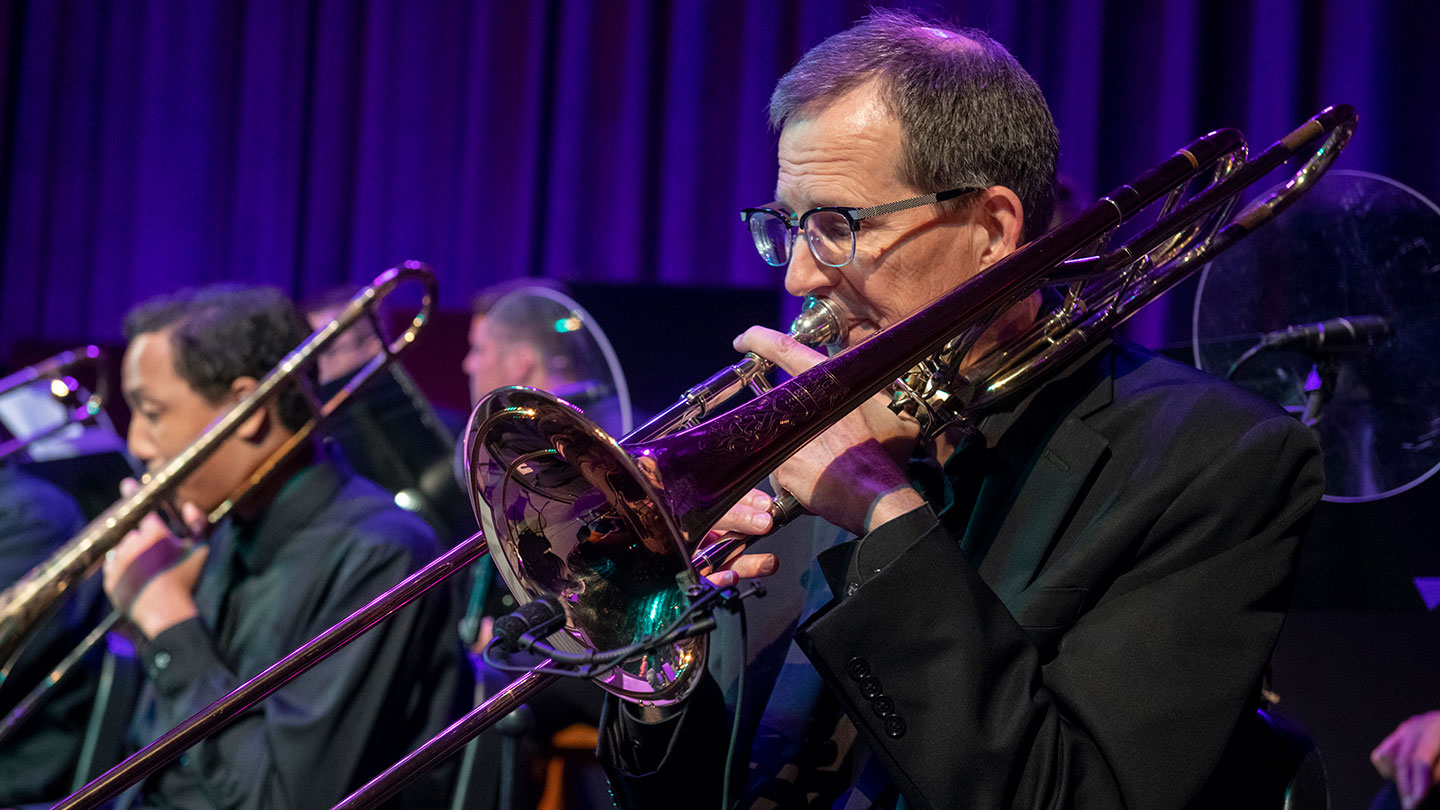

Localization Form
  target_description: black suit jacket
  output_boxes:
[602,339,1324,809]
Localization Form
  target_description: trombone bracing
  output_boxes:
[54,106,1354,810]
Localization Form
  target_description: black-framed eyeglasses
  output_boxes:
[740,187,982,268]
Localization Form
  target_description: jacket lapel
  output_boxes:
[194,521,235,623]
[971,346,1116,605]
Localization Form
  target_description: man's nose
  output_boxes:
[783,242,838,299]
[126,420,155,465]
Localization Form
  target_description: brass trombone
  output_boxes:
[54,105,1355,810]
[459,107,1357,712]
[0,345,111,463]
[0,262,437,743]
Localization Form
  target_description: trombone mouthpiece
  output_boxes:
[791,297,844,347]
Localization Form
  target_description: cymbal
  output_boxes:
[1193,170,1440,502]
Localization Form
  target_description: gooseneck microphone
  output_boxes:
[1260,315,1391,351]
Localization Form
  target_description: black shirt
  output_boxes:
[126,456,469,810]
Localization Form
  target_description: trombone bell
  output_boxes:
[464,387,706,704]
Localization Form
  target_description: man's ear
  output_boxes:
[228,376,270,442]
[975,187,1024,271]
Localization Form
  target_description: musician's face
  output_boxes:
[465,315,539,406]
[464,316,499,406]
[775,80,999,349]
[307,304,380,385]
[122,330,245,512]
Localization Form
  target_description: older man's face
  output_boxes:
[775,80,992,350]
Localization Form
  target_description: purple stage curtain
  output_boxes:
[2,0,1436,355]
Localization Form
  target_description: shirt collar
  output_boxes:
[906,337,1117,512]
[229,452,349,573]
[972,336,1116,449]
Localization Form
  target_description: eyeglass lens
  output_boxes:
[748,210,856,268]
[803,211,854,267]
[747,213,793,266]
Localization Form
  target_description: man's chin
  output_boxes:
[172,489,220,518]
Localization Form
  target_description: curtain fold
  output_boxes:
[2,0,1434,354]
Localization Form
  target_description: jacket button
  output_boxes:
[871,695,895,718]
[884,715,907,738]
[847,657,871,681]
[858,677,883,700]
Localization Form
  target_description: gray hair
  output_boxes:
[770,10,1059,242]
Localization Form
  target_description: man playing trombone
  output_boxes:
[600,10,1325,809]
[95,286,467,810]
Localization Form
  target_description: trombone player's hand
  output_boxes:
[699,488,779,587]
[734,326,925,538]
[102,478,210,640]
[1373,710,1440,809]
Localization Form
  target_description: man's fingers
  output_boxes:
[1375,735,1400,779]
[175,545,210,578]
[1379,713,1440,808]
[1395,717,1428,779]
[724,553,778,579]
[107,522,156,580]
[733,326,826,377]
[711,507,772,537]
[707,489,774,536]
[705,570,739,588]
[739,489,773,510]
[1415,718,1440,777]
[703,553,778,588]
[139,511,174,541]
[1402,715,1440,807]
[475,616,494,654]
[180,501,209,538]
[1402,760,1429,808]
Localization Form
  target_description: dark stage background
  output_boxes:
[4,1,1439,806]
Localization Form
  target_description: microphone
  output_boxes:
[492,596,566,652]
[1260,315,1391,351]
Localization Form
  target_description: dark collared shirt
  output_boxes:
[127,456,468,810]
